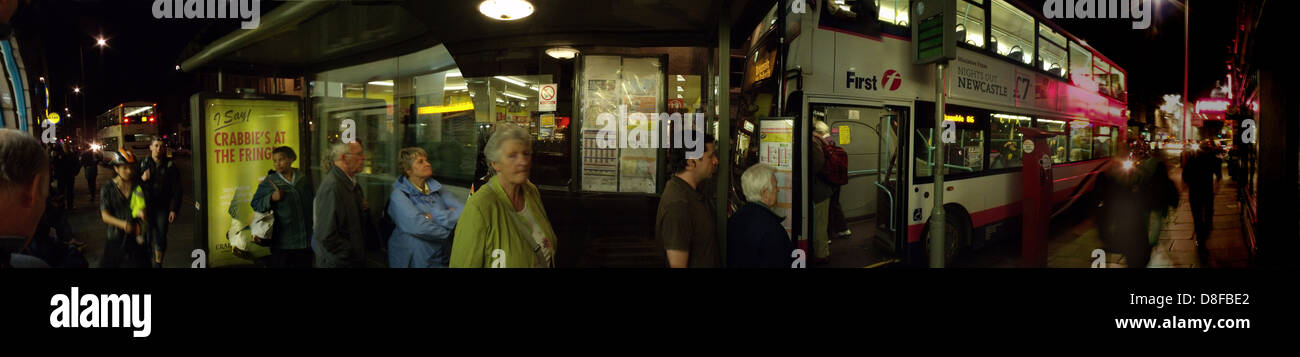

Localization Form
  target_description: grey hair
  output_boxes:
[483,123,532,171]
[740,163,778,204]
[813,121,830,136]
[0,129,50,194]
[398,147,428,174]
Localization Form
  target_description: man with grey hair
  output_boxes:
[727,163,793,268]
[0,129,50,268]
[313,141,370,268]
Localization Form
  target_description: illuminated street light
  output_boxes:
[96,37,108,47]
[479,0,534,21]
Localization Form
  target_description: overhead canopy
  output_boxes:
[180,0,777,75]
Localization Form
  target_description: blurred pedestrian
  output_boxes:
[81,145,101,201]
[99,150,150,268]
[139,138,181,267]
[1095,139,1178,268]
[1182,141,1222,263]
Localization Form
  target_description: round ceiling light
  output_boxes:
[479,0,534,21]
[546,47,580,59]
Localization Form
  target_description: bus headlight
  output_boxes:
[90,143,102,152]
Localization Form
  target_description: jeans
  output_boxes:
[814,199,830,259]
[147,210,171,268]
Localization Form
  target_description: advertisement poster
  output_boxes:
[201,98,301,267]
[760,119,795,234]
[581,128,619,192]
[617,57,662,194]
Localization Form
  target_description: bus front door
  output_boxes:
[809,103,905,267]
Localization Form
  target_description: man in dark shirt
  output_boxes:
[139,138,182,268]
[1182,141,1222,263]
[656,132,719,268]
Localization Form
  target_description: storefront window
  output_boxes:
[1036,119,1067,164]
[310,45,473,216]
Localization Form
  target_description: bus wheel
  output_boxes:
[923,207,969,266]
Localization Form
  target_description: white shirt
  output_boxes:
[516,201,553,267]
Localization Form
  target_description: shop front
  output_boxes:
[182,0,780,267]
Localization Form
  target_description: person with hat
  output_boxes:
[99,149,150,268]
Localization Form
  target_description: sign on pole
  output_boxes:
[912,0,957,65]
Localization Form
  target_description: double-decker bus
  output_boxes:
[97,101,160,159]
[749,0,1129,266]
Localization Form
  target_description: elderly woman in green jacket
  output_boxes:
[450,124,557,268]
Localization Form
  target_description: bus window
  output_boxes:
[1093,59,1112,97]
[877,0,909,26]
[821,0,881,37]
[1068,121,1094,161]
[1093,125,1117,158]
[992,0,1033,65]
[1036,119,1067,164]
[916,112,985,178]
[955,0,986,48]
[1068,41,1092,85]
[989,113,1031,169]
[1111,69,1126,99]
[1037,23,1067,78]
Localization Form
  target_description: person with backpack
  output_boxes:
[386,147,464,268]
[816,122,852,241]
[251,146,315,268]
[809,121,840,264]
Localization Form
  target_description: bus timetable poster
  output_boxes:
[199,98,302,267]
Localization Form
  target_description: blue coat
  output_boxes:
[388,176,464,268]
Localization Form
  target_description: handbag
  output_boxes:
[251,174,279,247]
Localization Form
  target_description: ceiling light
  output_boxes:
[502,92,528,100]
[445,71,462,78]
[368,81,394,86]
[546,47,579,59]
[479,0,534,21]
[494,76,529,88]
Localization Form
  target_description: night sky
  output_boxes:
[10,0,1246,134]
[1021,0,1242,117]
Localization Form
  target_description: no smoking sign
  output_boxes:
[539,83,557,111]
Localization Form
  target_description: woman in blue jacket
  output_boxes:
[388,147,464,268]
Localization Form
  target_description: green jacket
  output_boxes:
[251,170,315,250]
[450,176,557,268]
